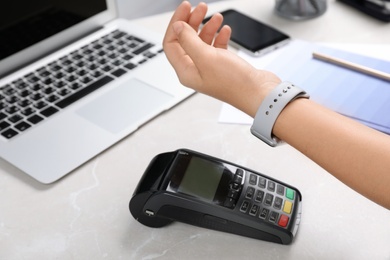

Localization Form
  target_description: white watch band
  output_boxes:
[251,82,309,147]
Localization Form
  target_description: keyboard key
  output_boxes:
[133,43,154,55]
[41,106,59,117]
[1,128,18,139]
[5,106,19,114]
[21,107,36,116]
[8,114,23,123]
[0,112,6,120]
[46,95,60,103]
[34,101,48,109]
[27,114,44,124]
[56,75,114,109]
[5,96,19,104]
[111,68,127,77]
[124,63,137,70]
[0,121,10,131]
[128,35,144,43]
[57,89,71,96]
[15,121,31,131]
[30,93,43,101]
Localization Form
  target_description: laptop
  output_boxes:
[0,0,194,183]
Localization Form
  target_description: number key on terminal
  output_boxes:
[264,193,274,206]
[249,174,257,185]
[274,197,283,210]
[258,177,266,188]
[245,187,255,199]
[269,211,279,223]
[259,208,269,219]
[276,184,285,195]
[268,181,276,192]
[249,204,259,216]
[255,190,264,203]
[240,200,250,213]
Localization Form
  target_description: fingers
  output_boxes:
[171,21,206,79]
[187,2,208,31]
[172,21,206,58]
[198,13,231,49]
[198,13,223,45]
[166,1,192,29]
[164,1,191,46]
[213,25,231,49]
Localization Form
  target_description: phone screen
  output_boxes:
[203,10,290,54]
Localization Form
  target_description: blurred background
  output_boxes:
[117,0,222,19]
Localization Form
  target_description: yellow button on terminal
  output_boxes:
[283,201,293,214]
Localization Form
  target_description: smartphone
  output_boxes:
[129,149,302,244]
[203,9,290,56]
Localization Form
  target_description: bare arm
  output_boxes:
[163,1,390,209]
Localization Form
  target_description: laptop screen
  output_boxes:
[0,0,107,61]
[0,0,113,78]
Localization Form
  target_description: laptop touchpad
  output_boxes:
[77,78,173,134]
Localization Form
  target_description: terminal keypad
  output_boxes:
[238,171,296,228]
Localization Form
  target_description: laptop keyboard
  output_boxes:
[0,30,163,140]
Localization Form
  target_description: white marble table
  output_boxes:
[1,0,390,259]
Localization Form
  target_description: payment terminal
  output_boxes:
[129,149,302,244]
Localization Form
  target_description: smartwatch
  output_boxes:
[251,82,309,147]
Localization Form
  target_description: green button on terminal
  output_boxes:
[286,188,295,200]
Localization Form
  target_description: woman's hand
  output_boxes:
[163,1,281,117]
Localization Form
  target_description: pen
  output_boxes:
[312,52,390,82]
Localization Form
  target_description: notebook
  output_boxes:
[0,0,194,183]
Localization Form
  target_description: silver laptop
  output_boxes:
[0,0,194,183]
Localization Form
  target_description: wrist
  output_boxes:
[251,82,309,147]
[246,71,281,117]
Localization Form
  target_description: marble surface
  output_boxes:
[1,0,390,259]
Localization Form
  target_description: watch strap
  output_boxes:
[251,82,309,147]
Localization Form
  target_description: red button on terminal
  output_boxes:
[278,214,289,227]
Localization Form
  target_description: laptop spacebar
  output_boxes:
[56,76,114,109]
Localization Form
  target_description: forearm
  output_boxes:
[273,98,390,209]
[163,1,390,210]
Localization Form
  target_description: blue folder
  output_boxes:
[264,40,390,134]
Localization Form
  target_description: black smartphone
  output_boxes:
[203,9,290,56]
[130,149,302,244]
